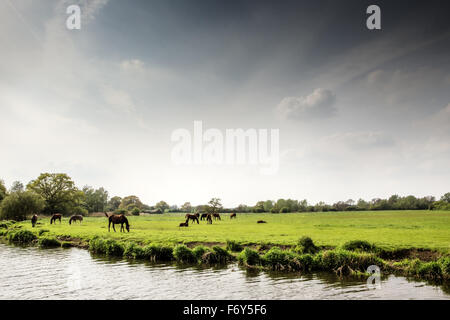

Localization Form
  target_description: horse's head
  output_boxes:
[126,224,130,232]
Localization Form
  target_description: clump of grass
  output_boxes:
[262,247,299,271]
[201,246,233,264]
[296,236,319,254]
[226,240,243,252]
[192,245,208,260]
[38,229,50,236]
[0,221,15,229]
[143,244,174,261]
[38,237,61,248]
[316,249,384,276]
[342,240,376,252]
[173,244,197,263]
[417,262,443,280]
[61,242,72,248]
[237,247,261,267]
[89,237,124,257]
[438,256,450,276]
[124,242,146,259]
[8,230,36,244]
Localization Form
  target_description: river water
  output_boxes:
[0,243,448,300]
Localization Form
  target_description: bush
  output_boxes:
[8,230,37,244]
[279,207,289,213]
[124,242,146,259]
[0,191,44,221]
[262,247,294,269]
[131,207,140,216]
[342,240,376,252]
[417,261,442,280]
[270,207,279,213]
[438,256,450,275]
[317,249,383,274]
[89,237,124,257]
[238,248,261,266]
[226,240,243,252]
[297,236,319,254]
[38,237,61,248]
[173,245,197,263]
[201,246,233,264]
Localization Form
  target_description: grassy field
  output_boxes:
[14,210,450,252]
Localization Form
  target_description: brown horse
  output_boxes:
[179,219,189,227]
[104,212,130,232]
[213,213,221,221]
[257,220,267,224]
[200,213,208,221]
[50,214,62,224]
[230,213,236,219]
[185,214,199,224]
[69,215,83,225]
[206,214,213,224]
[31,214,38,227]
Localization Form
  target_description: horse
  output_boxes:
[200,213,208,221]
[50,214,62,224]
[257,220,267,224]
[69,215,83,225]
[212,213,221,221]
[230,213,236,219]
[31,214,38,227]
[206,214,213,224]
[104,212,130,232]
[179,220,189,227]
[185,214,199,224]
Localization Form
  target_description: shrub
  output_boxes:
[0,191,44,221]
[279,207,289,213]
[297,236,319,254]
[38,237,61,248]
[317,249,383,274]
[342,240,376,252]
[226,240,243,252]
[270,207,279,213]
[238,248,261,266]
[89,237,124,257]
[297,253,315,271]
[124,242,146,259]
[438,256,450,275]
[417,261,443,280]
[8,230,36,244]
[201,246,233,264]
[173,245,196,263]
[131,207,140,216]
[262,247,295,269]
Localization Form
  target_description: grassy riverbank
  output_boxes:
[1,210,449,284]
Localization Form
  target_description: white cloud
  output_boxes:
[276,88,336,120]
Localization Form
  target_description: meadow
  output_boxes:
[13,210,450,252]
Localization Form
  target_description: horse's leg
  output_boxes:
[113,223,116,232]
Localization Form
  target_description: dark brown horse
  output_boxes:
[206,214,213,224]
[185,214,199,224]
[31,214,38,227]
[200,213,208,221]
[257,220,267,224]
[179,220,189,227]
[69,215,83,225]
[50,214,62,224]
[230,213,236,219]
[104,212,130,232]
[213,213,221,221]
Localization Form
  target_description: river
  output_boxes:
[0,243,448,300]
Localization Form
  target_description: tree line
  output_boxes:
[0,173,449,221]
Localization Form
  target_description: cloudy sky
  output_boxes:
[1,0,449,207]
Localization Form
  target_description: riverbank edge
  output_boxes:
[1,222,449,285]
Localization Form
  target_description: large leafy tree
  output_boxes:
[27,173,80,215]
[120,195,143,210]
[0,191,45,221]
[155,200,169,212]
[0,179,7,203]
[82,186,109,213]
[207,198,222,214]
[181,202,192,212]
[107,196,122,211]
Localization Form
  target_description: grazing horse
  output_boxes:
[50,214,62,224]
[206,214,213,224]
[230,213,236,219]
[212,213,221,221]
[185,214,199,224]
[104,212,130,232]
[200,213,208,221]
[257,220,267,224]
[31,214,38,227]
[69,215,83,225]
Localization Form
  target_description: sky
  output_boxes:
[0,0,449,207]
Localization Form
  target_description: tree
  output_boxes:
[441,193,450,203]
[107,196,122,211]
[253,201,265,213]
[207,198,222,214]
[263,200,274,212]
[0,179,7,203]
[10,181,24,193]
[82,186,109,213]
[27,173,80,215]
[120,196,143,210]
[155,200,169,212]
[0,191,45,221]
[181,202,192,213]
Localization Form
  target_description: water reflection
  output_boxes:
[0,243,448,300]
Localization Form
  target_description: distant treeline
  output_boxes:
[0,173,449,221]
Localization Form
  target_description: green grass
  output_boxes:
[7,210,450,252]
